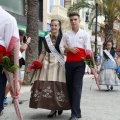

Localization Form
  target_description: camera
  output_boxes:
[23,36,27,43]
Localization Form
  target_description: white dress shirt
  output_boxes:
[0,6,19,50]
[59,29,91,54]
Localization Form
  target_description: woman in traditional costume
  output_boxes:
[29,19,70,118]
[99,41,120,91]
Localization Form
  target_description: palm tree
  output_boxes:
[102,0,120,45]
[23,0,39,84]
[68,0,120,45]
[68,0,91,15]
[115,30,120,48]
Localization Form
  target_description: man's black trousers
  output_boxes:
[65,61,85,118]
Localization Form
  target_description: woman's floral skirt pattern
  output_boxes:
[29,80,70,110]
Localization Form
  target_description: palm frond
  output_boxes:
[103,0,120,21]
[67,0,92,14]
[88,15,96,29]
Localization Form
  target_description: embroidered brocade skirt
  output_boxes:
[98,69,120,86]
[29,53,70,110]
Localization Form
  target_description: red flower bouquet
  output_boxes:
[29,60,42,83]
[82,50,94,68]
[82,50,101,90]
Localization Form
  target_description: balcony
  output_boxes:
[48,5,68,22]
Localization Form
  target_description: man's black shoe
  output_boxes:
[69,117,78,120]
[0,110,3,116]
[110,86,113,90]
[78,114,82,118]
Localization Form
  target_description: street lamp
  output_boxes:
[94,3,98,63]
[104,15,109,23]
[85,3,99,64]
[85,11,89,23]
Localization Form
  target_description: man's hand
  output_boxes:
[64,45,80,54]
[69,47,80,54]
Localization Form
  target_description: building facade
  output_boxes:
[0,0,43,34]
[84,0,104,56]
[43,0,85,32]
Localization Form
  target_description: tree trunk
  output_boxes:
[103,21,114,49]
[24,0,28,17]
[23,0,39,84]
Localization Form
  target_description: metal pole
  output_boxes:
[94,3,98,63]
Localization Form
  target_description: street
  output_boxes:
[1,75,120,120]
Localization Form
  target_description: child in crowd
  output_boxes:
[98,41,120,91]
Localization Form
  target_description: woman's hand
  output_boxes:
[64,45,69,54]
[26,37,31,44]
[38,53,46,63]
[64,45,68,49]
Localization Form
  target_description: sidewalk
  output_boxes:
[1,75,120,120]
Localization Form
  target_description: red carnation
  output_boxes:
[86,50,93,59]
[29,60,42,70]
[29,65,36,70]
[5,52,11,58]
[86,54,91,59]
[82,50,94,68]
[29,60,42,83]
[33,61,42,68]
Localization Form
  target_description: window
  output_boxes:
[82,9,84,18]
[49,0,54,12]
[60,0,64,6]
[0,0,24,16]
[47,23,51,31]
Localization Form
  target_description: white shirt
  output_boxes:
[19,51,22,59]
[59,29,91,54]
[0,6,19,50]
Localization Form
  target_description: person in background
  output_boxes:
[116,49,120,66]
[4,30,31,106]
[0,6,19,116]
[60,12,93,120]
[99,41,120,91]
[99,55,103,61]
[85,65,91,74]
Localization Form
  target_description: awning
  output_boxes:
[39,30,50,37]
[17,24,49,37]
[18,24,26,32]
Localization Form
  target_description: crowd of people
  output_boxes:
[0,5,120,120]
